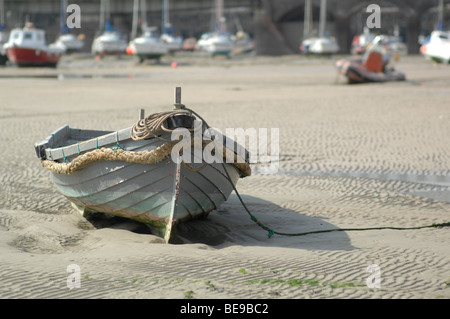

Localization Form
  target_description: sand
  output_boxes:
[0,54,449,300]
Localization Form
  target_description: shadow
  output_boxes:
[82,194,354,251]
[174,194,355,251]
[84,212,153,235]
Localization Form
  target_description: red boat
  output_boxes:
[3,23,64,67]
[336,50,405,84]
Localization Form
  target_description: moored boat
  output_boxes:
[91,31,127,56]
[3,23,64,67]
[52,34,85,53]
[127,29,168,62]
[196,32,234,57]
[35,88,251,243]
[420,30,450,64]
[336,49,406,84]
[300,37,339,55]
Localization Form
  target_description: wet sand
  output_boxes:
[0,54,449,299]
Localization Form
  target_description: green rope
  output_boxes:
[112,131,124,151]
[61,148,68,163]
[183,106,450,238]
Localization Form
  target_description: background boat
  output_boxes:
[127,0,167,62]
[127,28,168,62]
[3,23,64,67]
[50,0,84,54]
[91,0,127,56]
[160,0,182,53]
[196,0,234,57]
[300,0,339,55]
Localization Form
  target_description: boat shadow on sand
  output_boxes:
[86,194,353,251]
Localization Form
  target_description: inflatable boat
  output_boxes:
[336,50,406,84]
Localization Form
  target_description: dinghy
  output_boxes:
[35,88,251,243]
[335,49,406,84]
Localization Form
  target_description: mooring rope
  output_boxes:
[182,106,450,239]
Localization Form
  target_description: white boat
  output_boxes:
[300,0,339,55]
[420,30,450,64]
[160,0,182,53]
[35,88,251,243]
[92,0,127,56]
[3,23,64,67]
[91,31,127,56]
[196,32,234,56]
[127,29,168,62]
[300,37,339,55]
[52,34,84,53]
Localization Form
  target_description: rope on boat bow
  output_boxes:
[131,109,193,140]
[41,110,251,178]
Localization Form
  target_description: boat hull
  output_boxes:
[336,57,405,84]
[51,156,240,239]
[127,41,167,60]
[5,46,62,67]
[35,118,248,243]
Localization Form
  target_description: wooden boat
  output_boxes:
[35,89,250,243]
[3,23,64,67]
[336,50,406,84]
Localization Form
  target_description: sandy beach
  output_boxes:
[0,53,449,300]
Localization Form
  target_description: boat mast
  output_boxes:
[303,0,312,40]
[141,0,147,32]
[0,0,5,30]
[162,0,169,34]
[216,0,225,32]
[438,0,444,30]
[131,0,139,39]
[60,0,68,35]
[99,0,105,32]
[319,0,327,37]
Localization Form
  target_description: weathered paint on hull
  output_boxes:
[51,155,240,242]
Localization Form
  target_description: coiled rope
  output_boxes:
[182,106,450,239]
[131,109,193,140]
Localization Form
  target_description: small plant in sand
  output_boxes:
[184,290,195,299]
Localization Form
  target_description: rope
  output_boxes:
[41,143,174,175]
[41,110,251,177]
[182,106,450,239]
[131,109,193,141]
